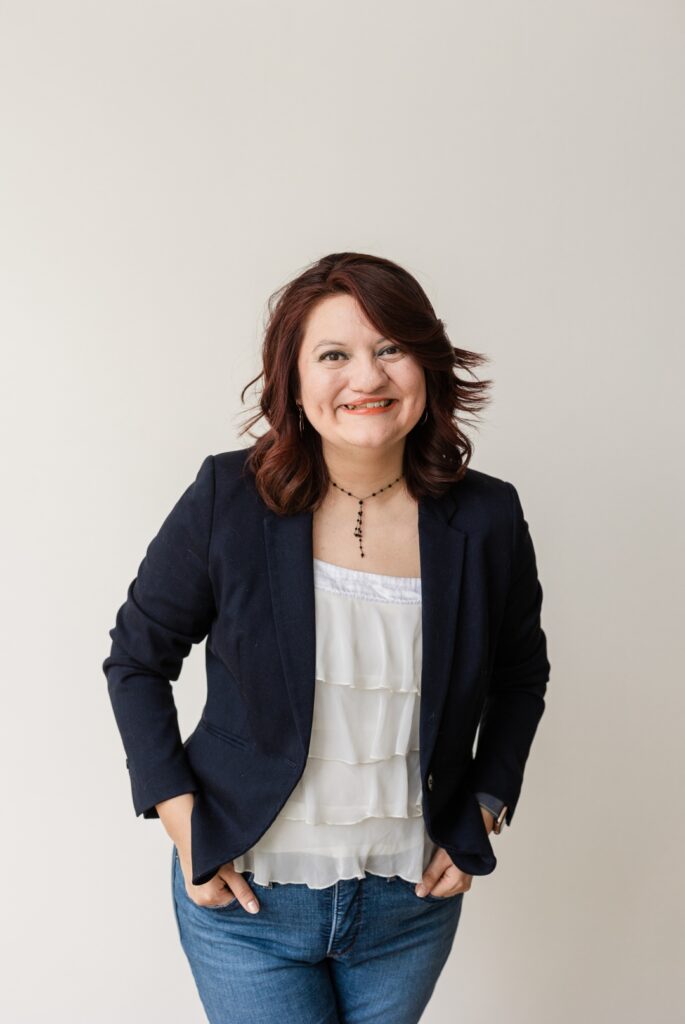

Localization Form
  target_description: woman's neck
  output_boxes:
[322,443,405,497]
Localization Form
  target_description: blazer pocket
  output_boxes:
[198,716,251,750]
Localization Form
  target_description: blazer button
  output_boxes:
[427,771,434,791]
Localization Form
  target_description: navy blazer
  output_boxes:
[102,447,551,886]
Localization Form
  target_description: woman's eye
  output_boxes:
[319,346,401,362]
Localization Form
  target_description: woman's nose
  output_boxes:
[347,359,389,391]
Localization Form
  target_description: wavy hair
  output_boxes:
[238,251,493,515]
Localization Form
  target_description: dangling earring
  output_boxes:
[421,407,429,425]
[297,403,305,435]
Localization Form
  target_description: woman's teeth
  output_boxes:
[342,399,395,410]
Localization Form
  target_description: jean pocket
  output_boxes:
[201,895,240,911]
[174,849,243,911]
[202,873,267,910]
[393,875,464,902]
[199,874,251,911]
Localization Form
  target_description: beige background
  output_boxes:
[1,1,683,1021]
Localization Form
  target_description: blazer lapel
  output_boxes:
[417,489,466,780]
[263,488,466,780]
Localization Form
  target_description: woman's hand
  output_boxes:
[415,846,473,897]
[415,807,495,898]
[155,791,261,913]
[179,858,261,914]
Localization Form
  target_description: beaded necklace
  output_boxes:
[329,474,403,558]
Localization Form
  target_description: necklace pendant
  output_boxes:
[328,472,403,564]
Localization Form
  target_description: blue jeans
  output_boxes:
[171,844,464,1023]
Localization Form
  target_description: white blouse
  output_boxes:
[231,557,439,889]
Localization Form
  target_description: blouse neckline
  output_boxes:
[313,557,422,605]
[313,557,420,583]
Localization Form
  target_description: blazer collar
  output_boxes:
[263,487,465,781]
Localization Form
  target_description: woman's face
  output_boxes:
[295,293,426,454]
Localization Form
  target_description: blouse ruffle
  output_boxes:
[231,557,438,888]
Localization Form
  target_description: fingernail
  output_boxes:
[247,899,259,913]
[416,884,426,897]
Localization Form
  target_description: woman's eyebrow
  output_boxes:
[313,337,387,350]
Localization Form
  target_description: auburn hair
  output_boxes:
[238,251,493,515]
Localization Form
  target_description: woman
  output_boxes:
[103,251,551,1024]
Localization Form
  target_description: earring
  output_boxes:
[421,407,429,425]
[297,403,304,434]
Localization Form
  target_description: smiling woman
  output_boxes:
[238,251,494,518]
[104,251,550,1024]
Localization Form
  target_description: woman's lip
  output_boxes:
[339,399,398,413]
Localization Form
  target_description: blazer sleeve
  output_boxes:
[467,481,551,827]
[101,454,216,819]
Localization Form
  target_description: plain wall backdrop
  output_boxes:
[1,1,683,1021]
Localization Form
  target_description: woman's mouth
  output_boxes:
[339,399,398,415]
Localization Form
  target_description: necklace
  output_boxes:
[329,473,403,559]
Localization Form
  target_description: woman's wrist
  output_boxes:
[155,792,195,854]
[480,807,496,834]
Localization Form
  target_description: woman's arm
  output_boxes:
[102,454,216,819]
[156,792,194,854]
[467,481,551,827]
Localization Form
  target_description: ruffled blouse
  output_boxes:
[231,557,439,889]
